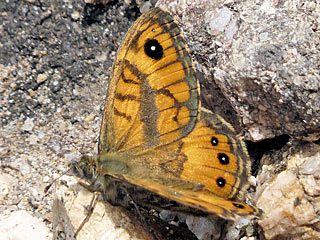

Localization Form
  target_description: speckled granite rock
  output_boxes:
[157,0,320,141]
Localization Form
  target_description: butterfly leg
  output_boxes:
[73,191,100,238]
[121,187,167,240]
[125,191,145,221]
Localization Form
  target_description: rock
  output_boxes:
[185,216,221,240]
[0,173,15,202]
[71,11,81,21]
[256,143,320,239]
[36,73,48,84]
[0,210,51,240]
[224,217,253,240]
[22,117,34,132]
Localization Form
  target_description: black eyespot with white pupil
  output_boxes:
[144,39,163,60]
[211,136,218,146]
[216,177,226,188]
[232,203,245,209]
[218,153,230,165]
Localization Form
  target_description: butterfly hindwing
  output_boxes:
[94,108,261,220]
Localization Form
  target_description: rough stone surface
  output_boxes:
[256,142,320,239]
[157,0,320,141]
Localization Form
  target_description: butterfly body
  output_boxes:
[73,7,261,222]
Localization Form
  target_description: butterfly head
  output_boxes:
[71,153,131,180]
[70,155,99,180]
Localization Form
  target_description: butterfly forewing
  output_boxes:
[99,8,200,153]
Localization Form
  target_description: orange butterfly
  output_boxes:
[72,7,261,227]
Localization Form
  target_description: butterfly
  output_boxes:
[72,7,261,227]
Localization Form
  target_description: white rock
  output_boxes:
[22,118,34,132]
[257,143,320,239]
[186,215,221,240]
[0,210,51,240]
